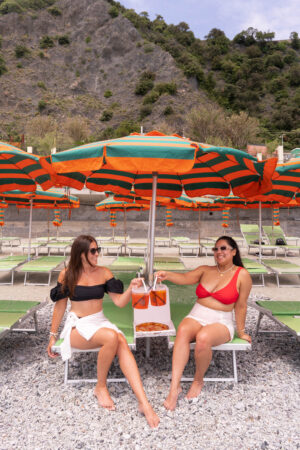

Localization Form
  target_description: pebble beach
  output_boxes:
[1,249,300,449]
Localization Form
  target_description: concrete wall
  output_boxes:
[2,203,299,239]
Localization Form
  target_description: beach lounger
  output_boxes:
[262,225,300,246]
[0,299,46,341]
[242,257,270,287]
[200,241,215,256]
[261,259,300,287]
[108,256,145,272]
[155,237,171,246]
[168,303,251,382]
[100,242,123,257]
[52,302,135,384]
[178,242,201,257]
[42,241,72,256]
[240,225,278,256]
[263,226,300,256]
[0,255,27,285]
[127,243,148,257]
[95,236,113,243]
[170,236,190,246]
[17,256,65,285]
[113,236,130,243]
[253,300,300,341]
[0,237,21,251]
[21,242,43,257]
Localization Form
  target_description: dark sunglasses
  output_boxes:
[212,246,232,252]
[89,247,101,255]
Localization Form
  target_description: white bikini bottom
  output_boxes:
[60,310,123,361]
[185,303,234,341]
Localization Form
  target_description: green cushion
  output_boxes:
[262,259,300,272]
[19,256,64,272]
[153,261,186,271]
[0,300,40,312]
[0,312,24,327]
[274,315,300,333]
[256,300,300,315]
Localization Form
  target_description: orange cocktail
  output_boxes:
[150,287,167,307]
[132,288,149,309]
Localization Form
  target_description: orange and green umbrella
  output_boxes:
[42,131,277,281]
[95,196,149,251]
[0,189,79,259]
[0,142,53,192]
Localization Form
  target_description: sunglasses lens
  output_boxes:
[213,246,229,252]
[90,247,100,255]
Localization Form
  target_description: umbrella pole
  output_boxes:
[124,209,127,254]
[148,173,158,285]
[28,198,33,261]
[47,210,50,243]
[198,209,201,245]
[259,201,262,263]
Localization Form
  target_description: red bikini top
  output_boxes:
[196,267,242,305]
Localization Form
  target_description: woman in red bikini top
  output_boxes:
[156,236,252,412]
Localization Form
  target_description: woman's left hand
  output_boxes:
[129,278,144,290]
[238,332,252,343]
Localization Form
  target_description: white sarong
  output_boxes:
[60,310,124,361]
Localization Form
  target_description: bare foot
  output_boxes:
[163,386,182,411]
[185,380,204,400]
[94,386,115,410]
[138,403,160,428]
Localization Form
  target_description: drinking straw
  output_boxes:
[141,278,148,292]
[152,276,158,291]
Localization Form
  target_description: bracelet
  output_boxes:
[49,331,58,338]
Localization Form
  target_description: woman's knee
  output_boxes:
[97,328,119,348]
[176,322,192,340]
[195,331,211,353]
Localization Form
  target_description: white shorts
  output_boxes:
[185,303,235,341]
[60,310,124,361]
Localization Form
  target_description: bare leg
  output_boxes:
[186,323,230,400]
[164,318,202,411]
[116,334,160,428]
[70,327,118,410]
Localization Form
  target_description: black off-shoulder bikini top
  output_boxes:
[50,277,124,302]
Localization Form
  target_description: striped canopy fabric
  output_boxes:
[0,142,53,192]
[258,161,300,204]
[0,190,79,210]
[95,196,149,212]
[41,132,277,199]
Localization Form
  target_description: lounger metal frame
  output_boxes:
[253,302,300,341]
[0,300,46,341]
[52,342,136,385]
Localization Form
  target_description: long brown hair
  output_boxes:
[215,236,244,267]
[63,235,98,296]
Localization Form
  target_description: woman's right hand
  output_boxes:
[155,271,168,282]
[47,335,58,358]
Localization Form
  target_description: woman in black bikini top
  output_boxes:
[47,234,159,428]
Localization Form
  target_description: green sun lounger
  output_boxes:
[126,242,148,257]
[100,242,123,257]
[0,255,27,285]
[240,224,279,256]
[263,226,300,256]
[261,259,300,287]
[52,301,135,384]
[170,236,190,246]
[17,256,65,285]
[253,300,300,341]
[168,303,251,382]
[242,257,270,287]
[178,242,201,257]
[109,256,145,272]
[42,241,72,256]
[0,299,46,341]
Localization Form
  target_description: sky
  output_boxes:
[120,0,299,40]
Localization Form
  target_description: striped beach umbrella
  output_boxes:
[0,142,53,193]
[95,196,149,252]
[0,189,79,259]
[42,131,277,281]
